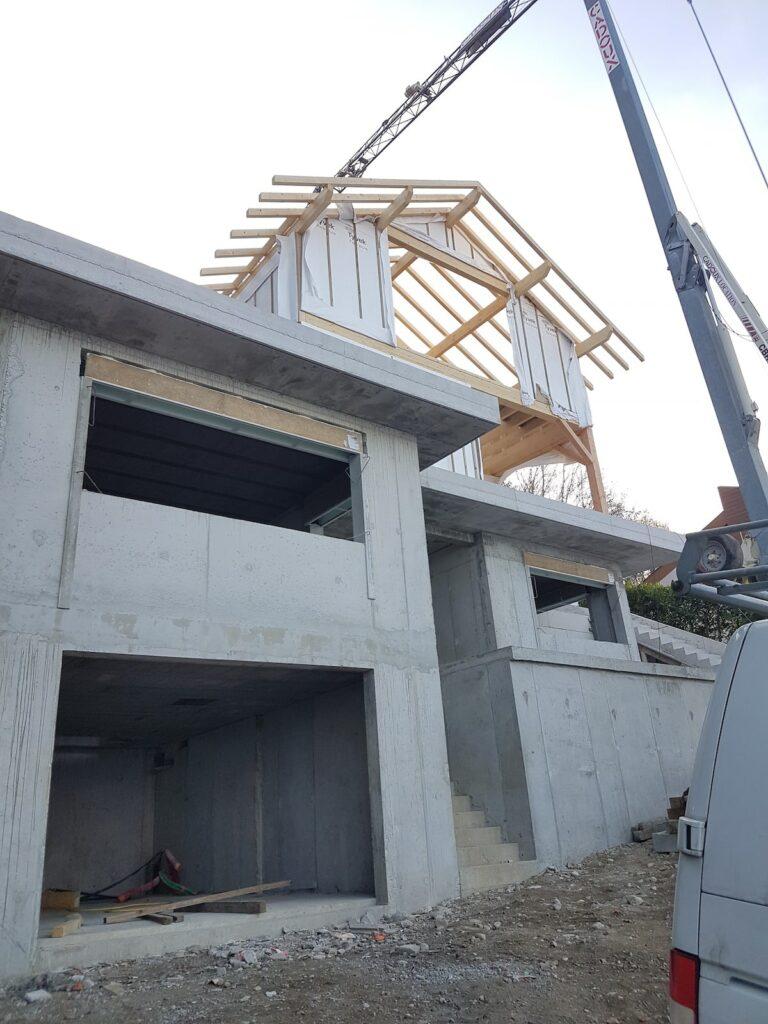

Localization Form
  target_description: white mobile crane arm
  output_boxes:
[676,213,768,366]
[582,0,768,615]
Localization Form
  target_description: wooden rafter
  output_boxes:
[428,295,509,359]
[406,267,519,380]
[202,173,645,488]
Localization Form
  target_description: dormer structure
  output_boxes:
[202,175,644,509]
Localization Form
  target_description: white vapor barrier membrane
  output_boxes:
[507,294,591,427]
[432,440,484,478]
[300,218,396,345]
[392,216,500,276]
[242,235,298,321]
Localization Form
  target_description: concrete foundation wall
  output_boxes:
[44,748,155,893]
[433,530,712,867]
[442,653,712,865]
[0,310,458,978]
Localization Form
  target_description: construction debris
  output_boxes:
[1,844,676,1024]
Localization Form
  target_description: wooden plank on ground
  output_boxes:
[104,880,290,924]
[51,913,82,938]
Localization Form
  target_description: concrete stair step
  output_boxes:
[454,825,502,847]
[453,810,485,829]
[452,794,471,813]
[457,842,519,867]
[459,860,539,894]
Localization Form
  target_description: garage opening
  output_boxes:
[41,655,376,950]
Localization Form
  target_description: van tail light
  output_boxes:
[670,948,699,1023]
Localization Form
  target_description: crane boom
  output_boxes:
[583,0,768,578]
[334,0,541,180]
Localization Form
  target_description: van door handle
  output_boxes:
[678,816,706,857]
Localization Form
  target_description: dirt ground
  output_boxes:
[1,843,676,1024]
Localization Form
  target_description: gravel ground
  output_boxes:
[0,843,676,1024]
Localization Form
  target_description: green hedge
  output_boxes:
[625,581,758,643]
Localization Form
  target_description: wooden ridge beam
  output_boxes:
[388,224,508,294]
[427,294,509,359]
[246,206,454,220]
[273,175,482,189]
[260,190,465,204]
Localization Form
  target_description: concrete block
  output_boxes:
[652,831,678,854]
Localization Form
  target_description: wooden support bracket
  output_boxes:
[576,325,613,357]
[514,261,552,298]
[376,187,413,231]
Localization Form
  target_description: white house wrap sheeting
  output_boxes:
[507,294,591,428]
[301,217,396,346]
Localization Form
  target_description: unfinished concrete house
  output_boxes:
[0,175,714,980]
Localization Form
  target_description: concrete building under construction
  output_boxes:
[0,176,715,980]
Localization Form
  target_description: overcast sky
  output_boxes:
[2,0,766,531]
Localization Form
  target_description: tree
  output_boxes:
[625,580,756,642]
[505,463,667,528]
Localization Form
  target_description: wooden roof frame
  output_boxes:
[201,175,645,513]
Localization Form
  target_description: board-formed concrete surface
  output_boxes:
[0,212,499,467]
[421,467,684,576]
[0,309,461,980]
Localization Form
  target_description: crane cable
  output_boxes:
[686,0,768,195]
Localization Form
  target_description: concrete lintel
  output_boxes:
[440,643,716,682]
[0,212,499,467]
[421,468,684,575]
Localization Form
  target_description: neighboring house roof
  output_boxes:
[644,485,750,584]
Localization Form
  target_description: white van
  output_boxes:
[670,619,768,1022]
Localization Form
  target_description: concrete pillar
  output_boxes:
[0,635,61,978]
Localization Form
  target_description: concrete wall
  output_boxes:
[432,531,712,866]
[155,718,262,893]
[44,748,155,892]
[442,651,713,864]
[262,682,373,894]
[0,309,458,977]
[153,682,373,895]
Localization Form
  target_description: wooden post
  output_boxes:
[582,427,608,513]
